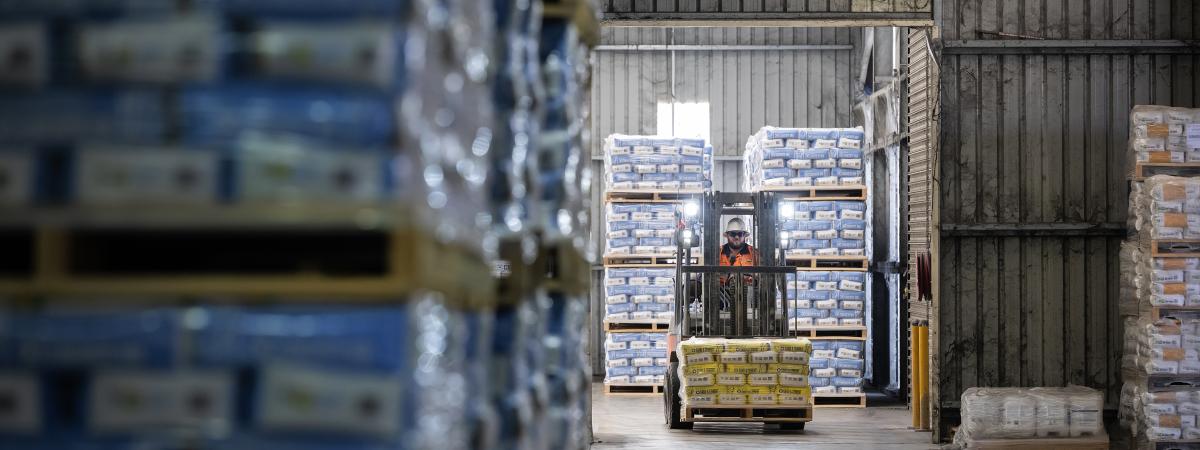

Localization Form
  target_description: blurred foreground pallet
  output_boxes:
[604,383,664,395]
[684,404,813,423]
[0,226,494,307]
[966,436,1108,449]
[811,393,866,408]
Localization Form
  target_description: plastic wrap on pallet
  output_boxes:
[742,126,865,191]
[808,340,864,394]
[1130,175,1200,240]
[777,200,868,258]
[675,337,812,407]
[953,386,1105,447]
[1128,105,1200,167]
[779,272,865,328]
[604,202,682,257]
[1120,385,1200,442]
[603,134,713,192]
[1123,316,1200,376]
[604,267,676,322]
[604,331,668,386]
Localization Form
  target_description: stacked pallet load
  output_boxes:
[746,126,871,408]
[600,134,712,394]
[742,126,866,192]
[675,338,814,425]
[1120,105,1200,450]
[0,1,599,448]
[953,387,1107,448]
[603,331,669,394]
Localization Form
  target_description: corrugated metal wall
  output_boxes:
[602,0,933,14]
[586,25,864,373]
[935,0,1200,418]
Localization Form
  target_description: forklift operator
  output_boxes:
[719,218,757,268]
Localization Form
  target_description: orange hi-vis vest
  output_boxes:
[720,243,757,267]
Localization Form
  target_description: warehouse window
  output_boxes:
[656,101,709,141]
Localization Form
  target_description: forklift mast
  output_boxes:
[671,191,792,341]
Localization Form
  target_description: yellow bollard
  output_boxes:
[917,325,930,431]
[910,324,920,428]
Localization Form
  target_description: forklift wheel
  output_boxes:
[665,359,693,430]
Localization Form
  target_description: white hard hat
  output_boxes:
[726,218,746,233]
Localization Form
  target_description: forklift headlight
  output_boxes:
[682,229,694,245]
[683,201,699,218]
[779,202,795,218]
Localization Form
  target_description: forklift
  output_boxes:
[663,191,810,430]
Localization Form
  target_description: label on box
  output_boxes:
[780,372,809,387]
[607,358,628,368]
[836,348,861,359]
[633,146,655,155]
[0,373,40,434]
[748,373,778,386]
[781,352,809,365]
[717,373,746,385]
[631,357,654,367]
[89,371,234,434]
[686,374,714,386]
[750,351,777,364]
[1188,124,1200,148]
[686,353,715,365]
[257,365,401,437]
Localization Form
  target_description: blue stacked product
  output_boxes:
[605,202,679,256]
[779,200,868,257]
[603,332,669,386]
[604,267,676,323]
[781,271,867,328]
[807,340,866,396]
[0,307,208,450]
[743,126,865,190]
[489,0,543,237]
[535,19,591,245]
[540,292,591,450]
[603,135,714,192]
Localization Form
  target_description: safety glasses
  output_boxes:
[725,231,748,238]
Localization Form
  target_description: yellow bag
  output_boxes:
[771,338,812,353]
[724,363,769,374]
[772,363,810,374]
[683,363,722,375]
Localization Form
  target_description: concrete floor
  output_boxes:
[590,383,937,449]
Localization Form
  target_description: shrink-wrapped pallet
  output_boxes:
[953,386,1105,447]
[675,338,812,407]
[603,267,676,322]
[603,135,713,192]
[742,127,866,191]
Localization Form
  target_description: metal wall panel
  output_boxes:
[935,0,1200,430]
[603,0,933,14]
[590,26,861,158]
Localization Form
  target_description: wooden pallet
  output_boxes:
[684,403,813,423]
[0,227,494,308]
[604,383,664,395]
[603,254,701,266]
[789,326,868,339]
[812,393,867,408]
[759,185,868,201]
[1150,305,1200,320]
[604,320,670,332]
[1150,239,1200,258]
[1131,162,1200,181]
[967,436,1109,449]
[785,256,869,270]
[1150,439,1200,450]
[605,190,705,202]
[535,239,590,296]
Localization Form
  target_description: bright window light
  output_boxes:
[656,101,710,142]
